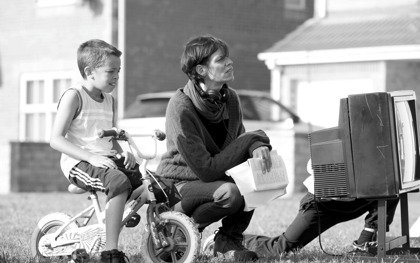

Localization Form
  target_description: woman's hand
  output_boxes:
[252,146,272,173]
[88,154,117,169]
[121,151,136,170]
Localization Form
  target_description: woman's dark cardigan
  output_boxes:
[156,81,271,182]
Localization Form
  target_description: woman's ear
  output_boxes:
[196,64,207,77]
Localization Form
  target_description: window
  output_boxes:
[239,95,291,122]
[284,0,306,10]
[20,72,74,141]
[125,98,170,119]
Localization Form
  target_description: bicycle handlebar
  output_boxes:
[98,128,166,141]
[97,128,165,169]
[97,129,119,138]
[154,130,166,141]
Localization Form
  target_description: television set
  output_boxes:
[309,90,420,199]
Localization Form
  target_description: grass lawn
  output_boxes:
[1,192,420,262]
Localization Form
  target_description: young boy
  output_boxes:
[50,39,141,263]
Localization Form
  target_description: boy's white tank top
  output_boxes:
[60,84,114,179]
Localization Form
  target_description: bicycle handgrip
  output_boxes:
[154,130,166,141]
[98,129,118,138]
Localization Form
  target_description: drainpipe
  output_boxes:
[314,0,328,18]
[117,0,126,120]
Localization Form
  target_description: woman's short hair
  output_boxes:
[180,34,229,82]
[77,39,122,79]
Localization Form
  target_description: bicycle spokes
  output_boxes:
[148,217,191,262]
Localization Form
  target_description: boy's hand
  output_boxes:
[122,151,136,170]
[89,155,117,169]
[252,146,272,173]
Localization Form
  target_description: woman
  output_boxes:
[156,34,272,261]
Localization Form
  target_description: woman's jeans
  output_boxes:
[243,193,399,258]
[176,178,253,240]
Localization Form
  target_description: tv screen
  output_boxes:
[395,100,417,185]
[310,90,420,199]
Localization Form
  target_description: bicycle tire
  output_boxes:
[31,212,78,259]
[140,211,200,263]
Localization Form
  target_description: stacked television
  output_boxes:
[310,90,420,199]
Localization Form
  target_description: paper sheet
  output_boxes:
[242,188,287,211]
[303,158,314,194]
[303,175,314,194]
[226,150,288,211]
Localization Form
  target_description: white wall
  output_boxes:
[297,78,376,128]
[327,0,418,13]
[279,61,386,128]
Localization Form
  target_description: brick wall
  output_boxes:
[10,142,67,192]
[124,0,314,109]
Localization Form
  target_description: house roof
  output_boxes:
[259,7,420,65]
[266,15,420,52]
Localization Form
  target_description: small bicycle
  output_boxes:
[31,128,201,263]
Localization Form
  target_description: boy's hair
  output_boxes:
[180,34,229,83]
[77,39,122,79]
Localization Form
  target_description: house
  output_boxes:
[260,0,420,128]
[258,0,420,188]
[0,0,313,193]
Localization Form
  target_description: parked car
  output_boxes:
[118,90,315,194]
[121,90,307,130]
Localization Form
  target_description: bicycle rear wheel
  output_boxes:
[31,212,78,259]
[140,211,200,263]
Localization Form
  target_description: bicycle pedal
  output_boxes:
[71,248,89,263]
[125,213,141,228]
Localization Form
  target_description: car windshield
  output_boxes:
[125,98,169,118]
[124,94,295,123]
[239,95,292,122]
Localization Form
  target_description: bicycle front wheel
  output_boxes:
[140,211,200,263]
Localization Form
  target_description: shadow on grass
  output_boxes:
[0,252,73,263]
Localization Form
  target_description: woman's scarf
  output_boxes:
[184,81,229,123]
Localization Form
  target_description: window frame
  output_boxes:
[19,71,76,142]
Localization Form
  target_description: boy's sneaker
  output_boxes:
[352,240,378,252]
[100,249,129,263]
[213,231,258,262]
[71,249,89,262]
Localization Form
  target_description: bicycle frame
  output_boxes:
[47,191,104,248]
[48,129,169,250]
[33,128,202,263]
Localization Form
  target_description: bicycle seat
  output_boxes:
[68,184,87,194]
